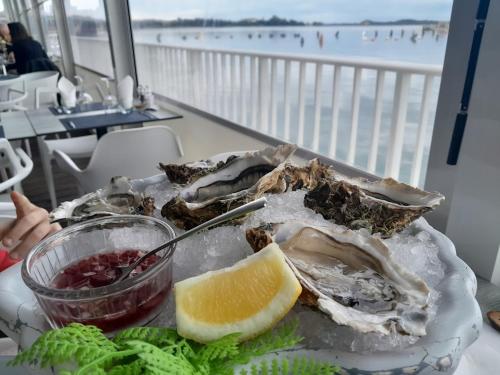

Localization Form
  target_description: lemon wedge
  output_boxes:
[175,243,302,342]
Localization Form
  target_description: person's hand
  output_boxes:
[0,191,61,260]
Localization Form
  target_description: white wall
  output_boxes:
[443,0,500,284]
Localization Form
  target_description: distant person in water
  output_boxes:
[335,30,340,39]
[6,22,59,74]
[300,36,304,47]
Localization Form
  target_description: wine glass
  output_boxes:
[100,77,117,112]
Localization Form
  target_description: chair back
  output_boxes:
[20,71,59,110]
[67,125,183,193]
[0,138,33,193]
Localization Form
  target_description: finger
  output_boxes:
[2,208,48,247]
[10,191,37,217]
[9,221,53,260]
[0,218,15,239]
[50,223,62,234]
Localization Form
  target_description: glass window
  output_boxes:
[0,1,7,20]
[39,0,61,57]
[64,0,114,78]
[128,0,452,187]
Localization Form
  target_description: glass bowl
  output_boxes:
[21,215,176,334]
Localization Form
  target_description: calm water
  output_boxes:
[133,25,448,185]
[133,25,447,65]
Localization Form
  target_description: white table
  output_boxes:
[0,111,36,140]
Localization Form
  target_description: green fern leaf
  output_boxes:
[197,332,240,362]
[8,323,116,368]
[113,326,178,347]
[127,340,197,374]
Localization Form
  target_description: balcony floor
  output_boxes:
[21,139,87,211]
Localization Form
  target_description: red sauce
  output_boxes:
[51,250,160,289]
[46,250,171,332]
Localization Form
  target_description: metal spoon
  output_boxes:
[113,197,268,283]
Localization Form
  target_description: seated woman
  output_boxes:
[0,192,60,271]
[6,22,60,75]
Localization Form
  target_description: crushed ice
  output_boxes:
[149,184,446,353]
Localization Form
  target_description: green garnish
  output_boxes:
[8,321,339,374]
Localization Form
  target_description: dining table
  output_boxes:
[0,103,182,141]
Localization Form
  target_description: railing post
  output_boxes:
[250,56,258,129]
[385,72,411,179]
[283,60,292,141]
[230,54,237,122]
[203,51,212,111]
[270,59,278,137]
[312,63,323,152]
[213,52,221,116]
[410,75,434,186]
[297,61,306,146]
[259,57,270,133]
[347,67,363,164]
[239,55,247,126]
[328,65,342,158]
[207,52,215,112]
[221,53,228,119]
[368,70,386,173]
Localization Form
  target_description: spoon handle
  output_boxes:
[126,197,268,274]
[173,197,267,244]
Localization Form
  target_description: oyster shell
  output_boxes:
[251,158,334,193]
[159,151,246,185]
[246,221,431,336]
[50,176,153,224]
[304,177,444,237]
[161,144,297,229]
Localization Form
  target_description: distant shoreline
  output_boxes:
[130,17,448,29]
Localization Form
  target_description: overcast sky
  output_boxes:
[127,0,453,22]
[68,0,453,23]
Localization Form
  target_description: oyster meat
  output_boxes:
[304,176,444,237]
[246,221,431,336]
[251,158,334,193]
[159,151,245,184]
[161,144,297,229]
[51,176,154,224]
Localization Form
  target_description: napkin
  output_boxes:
[0,250,20,272]
[117,75,134,110]
[57,76,77,108]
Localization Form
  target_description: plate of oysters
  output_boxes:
[49,144,481,375]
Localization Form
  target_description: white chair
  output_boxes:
[0,76,27,112]
[18,71,59,111]
[34,77,98,209]
[0,138,33,201]
[53,125,183,193]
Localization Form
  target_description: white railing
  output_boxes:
[75,37,443,187]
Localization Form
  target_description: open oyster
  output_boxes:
[51,176,153,225]
[251,158,334,193]
[246,221,431,336]
[304,177,444,237]
[161,144,297,229]
[159,151,245,185]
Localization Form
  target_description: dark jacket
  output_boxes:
[8,38,60,75]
